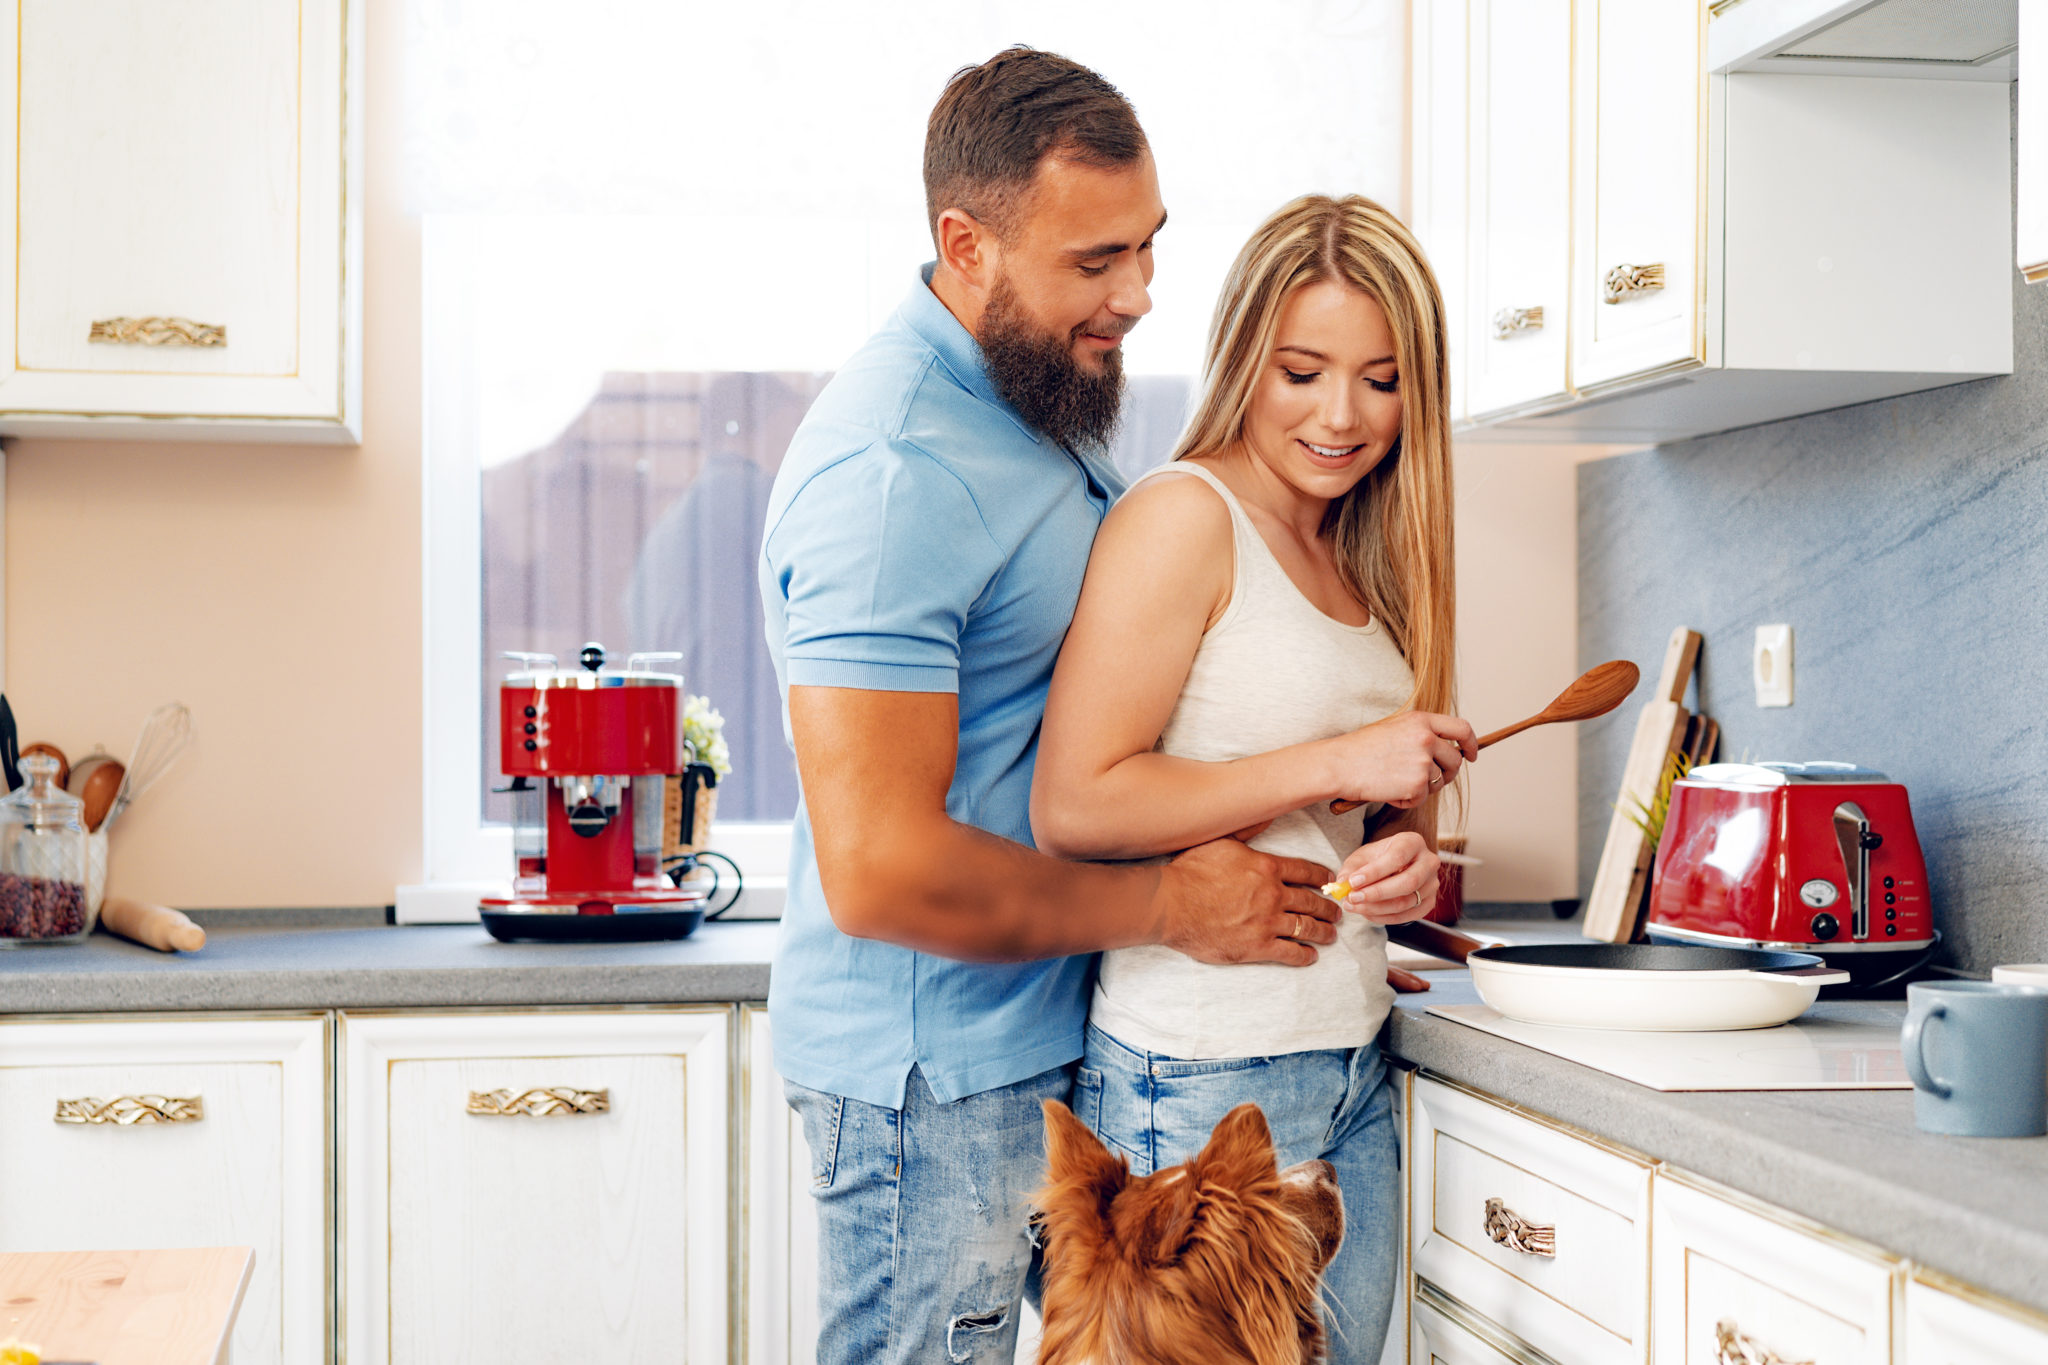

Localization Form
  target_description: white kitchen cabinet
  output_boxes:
[1570,0,1705,394]
[1905,1271,2048,1363]
[1409,1075,1651,1365]
[1411,1283,1545,1365]
[1650,1171,1897,1365]
[742,1006,820,1365]
[1414,0,2014,445]
[0,0,363,442]
[341,1008,730,1363]
[1410,0,1471,425]
[1465,0,1573,418]
[0,1014,330,1365]
[2023,0,2047,284]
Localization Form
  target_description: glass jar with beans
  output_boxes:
[0,752,92,944]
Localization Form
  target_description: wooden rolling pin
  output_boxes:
[99,896,206,952]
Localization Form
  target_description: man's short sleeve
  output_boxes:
[765,441,1002,694]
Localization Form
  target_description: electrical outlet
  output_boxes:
[1754,624,1793,707]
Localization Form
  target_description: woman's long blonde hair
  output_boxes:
[1172,193,1457,725]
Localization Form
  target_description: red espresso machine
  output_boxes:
[1648,761,1936,985]
[479,643,707,942]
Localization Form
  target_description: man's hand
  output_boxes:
[1155,838,1340,967]
[1329,831,1440,925]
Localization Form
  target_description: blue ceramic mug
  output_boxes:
[1902,981,2048,1138]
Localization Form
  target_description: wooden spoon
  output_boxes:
[1331,659,1641,815]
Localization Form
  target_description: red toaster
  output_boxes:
[1648,762,1935,973]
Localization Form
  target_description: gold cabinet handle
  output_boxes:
[1491,306,1545,339]
[1483,1197,1556,1257]
[88,316,227,347]
[1715,1318,1813,1365]
[1602,263,1666,304]
[466,1087,610,1117]
[54,1094,204,1125]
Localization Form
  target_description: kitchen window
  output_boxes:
[405,0,1406,910]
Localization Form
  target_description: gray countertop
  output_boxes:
[0,918,778,1012]
[3,914,2044,1314]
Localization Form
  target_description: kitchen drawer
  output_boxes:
[1903,1271,2048,1365]
[342,1008,730,1364]
[1650,1172,1897,1365]
[1411,1075,1651,1365]
[1411,1283,1551,1365]
[0,1014,330,1365]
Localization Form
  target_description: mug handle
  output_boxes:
[1902,1001,1953,1099]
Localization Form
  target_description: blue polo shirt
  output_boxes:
[759,265,1124,1109]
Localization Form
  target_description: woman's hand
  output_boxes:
[1322,710,1477,810]
[1330,830,1440,924]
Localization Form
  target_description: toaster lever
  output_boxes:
[1833,802,1872,940]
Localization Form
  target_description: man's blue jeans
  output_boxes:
[1078,1024,1401,1365]
[786,1062,1072,1364]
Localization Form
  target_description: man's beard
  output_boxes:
[978,277,1125,452]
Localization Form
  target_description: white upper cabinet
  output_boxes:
[1571,0,1705,393]
[1411,0,1472,425]
[0,0,363,443]
[2023,0,2047,283]
[1412,0,2016,445]
[1466,0,1573,418]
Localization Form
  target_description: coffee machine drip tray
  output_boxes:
[480,891,707,944]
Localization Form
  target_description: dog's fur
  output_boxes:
[1035,1101,1344,1365]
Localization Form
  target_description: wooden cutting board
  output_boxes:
[0,1246,252,1365]
[1583,627,1702,942]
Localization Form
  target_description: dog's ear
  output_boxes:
[1191,1102,1280,1189]
[1042,1100,1125,1190]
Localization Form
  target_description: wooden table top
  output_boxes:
[0,1247,252,1365]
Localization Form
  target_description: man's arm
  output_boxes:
[791,685,1344,964]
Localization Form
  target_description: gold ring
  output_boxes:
[1412,889,1424,910]
[1286,913,1301,940]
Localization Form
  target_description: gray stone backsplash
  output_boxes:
[1577,262,2048,975]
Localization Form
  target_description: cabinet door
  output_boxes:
[2022,0,2047,284]
[1411,1287,1543,1365]
[1651,1173,1895,1365]
[343,1009,730,1364]
[1410,1077,1649,1365]
[0,0,362,441]
[1410,0,1471,425]
[1571,0,1705,390]
[0,1015,330,1365]
[1465,0,1572,418]
[1905,1275,2048,1364]
[742,1006,819,1365]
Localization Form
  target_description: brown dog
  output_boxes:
[1035,1100,1345,1365]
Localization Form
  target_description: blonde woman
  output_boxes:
[1030,194,1474,1360]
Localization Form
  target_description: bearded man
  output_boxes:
[759,47,1343,1364]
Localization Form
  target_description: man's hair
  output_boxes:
[924,47,1146,246]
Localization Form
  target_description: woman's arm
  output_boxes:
[1033,474,1469,860]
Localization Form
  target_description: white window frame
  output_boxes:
[398,221,791,922]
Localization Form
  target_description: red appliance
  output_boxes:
[1648,762,1935,980]
[479,643,705,942]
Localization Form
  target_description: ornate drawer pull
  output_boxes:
[54,1094,204,1125]
[1492,305,1545,339]
[1715,1318,1812,1365]
[467,1087,610,1117]
[1602,263,1666,304]
[1483,1197,1556,1257]
[88,316,227,347]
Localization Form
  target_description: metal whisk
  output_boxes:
[103,702,193,831]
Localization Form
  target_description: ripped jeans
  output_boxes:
[786,1062,1071,1364]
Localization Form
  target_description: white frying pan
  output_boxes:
[1466,943,1851,1031]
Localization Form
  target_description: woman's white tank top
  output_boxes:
[1088,460,1414,1060]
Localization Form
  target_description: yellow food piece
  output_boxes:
[1321,880,1352,901]
[0,1339,41,1365]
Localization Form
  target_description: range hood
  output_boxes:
[1710,0,2018,78]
